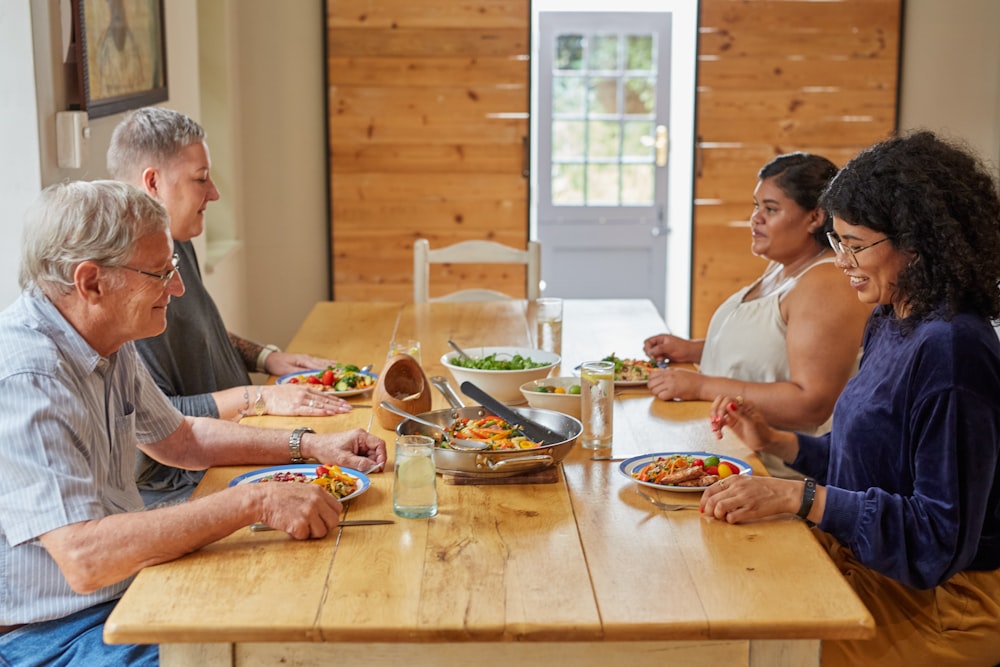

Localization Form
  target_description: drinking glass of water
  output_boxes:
[580,360,614,460]
[534,297,563,356]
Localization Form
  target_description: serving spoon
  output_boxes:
[377,401,489,451]
[447,339,472,360]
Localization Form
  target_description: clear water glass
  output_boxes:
[534,297,563,356]
[580,360,614,459]
[393,435,438,518]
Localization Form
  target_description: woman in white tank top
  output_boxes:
[644,154,872,477]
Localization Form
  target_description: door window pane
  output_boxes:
[587,164,620,205]
[553,76,586,114]
[589,35,619,70]
[625,35,654,71]
[588,121,621,159]
[556,34,584,70]
[587,77,619,114]
[552,120,586,159]
[624,77,655,114]
[621,165,655,206]
[552,164,585,205]
[622,121,655,159]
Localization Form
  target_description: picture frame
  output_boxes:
[70,0,168,119]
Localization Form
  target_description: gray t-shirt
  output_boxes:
[133,240,250,504]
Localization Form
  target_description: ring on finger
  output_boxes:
[308,399,315,407]
[735,395,744,406]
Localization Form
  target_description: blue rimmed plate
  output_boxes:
[229,464,371,502]
[617,451,752,493]
[275,368,378,397]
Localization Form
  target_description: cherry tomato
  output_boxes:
[321,369,335,386]
[315,465,329,477]
[692,458,704,467]
[306,375,321,384]
[704,465,719,475]
[288,377,300,384]
[718,461,740,478]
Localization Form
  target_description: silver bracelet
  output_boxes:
[238,386,250,417]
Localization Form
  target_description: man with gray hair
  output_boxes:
[0,181,385,665]
[108,107,353,506]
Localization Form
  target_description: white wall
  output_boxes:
[0,3,42,307]
[898,0,1000,170]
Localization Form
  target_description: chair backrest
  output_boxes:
[413,238,541,303]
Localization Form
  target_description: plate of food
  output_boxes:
[229,463,371,502]
[576,354,658,387]
[276,364,377,397]
[617,452,752,493]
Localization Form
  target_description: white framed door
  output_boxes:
[531,2,696,335]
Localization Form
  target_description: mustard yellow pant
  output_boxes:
[812,528,1000,667]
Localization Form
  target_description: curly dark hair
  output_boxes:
[759,152,839,247]
[820,130,1000,323]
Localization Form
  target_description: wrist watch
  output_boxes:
[289,427,314,464]
[254,387,266,417]
[256,344,281,373]
[797,477,817,520]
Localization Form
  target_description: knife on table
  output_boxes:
[250,519,394,532]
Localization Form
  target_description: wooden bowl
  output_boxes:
[373,354,432,429]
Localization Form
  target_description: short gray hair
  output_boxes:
[20,180,170,295]
[107,107,206,181]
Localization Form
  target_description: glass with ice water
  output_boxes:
[534,297,563,356]
[393,435,438,518]
[580,360,614,459]
[388,339,421,364]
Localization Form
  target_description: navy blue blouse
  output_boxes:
[793,306,1000,589]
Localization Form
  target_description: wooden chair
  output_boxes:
[413,238,542,303]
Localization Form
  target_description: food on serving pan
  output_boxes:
[448,353,549,371]
[602,354,657,382]
[443,415,541,451]
[285,364,375,392]
[257,464,359,499]
[631,454,740,488]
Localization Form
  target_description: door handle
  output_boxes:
[655,125,668,167]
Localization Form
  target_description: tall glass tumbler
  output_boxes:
[580,360,614,459]
[534,297,563,356]
[393,435,438,518]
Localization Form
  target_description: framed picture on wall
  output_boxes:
[70,0,168,118]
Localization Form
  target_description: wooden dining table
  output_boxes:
[104,299,874,666]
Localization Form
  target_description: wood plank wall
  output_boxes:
[326,0,531,301]
[325,0,900,323]
[692,0,900,336]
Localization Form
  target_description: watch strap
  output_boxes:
[797,477,816,520]
[289,427,314,463]
[256,344,281,373]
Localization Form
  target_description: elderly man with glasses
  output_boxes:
[0,181,385,666]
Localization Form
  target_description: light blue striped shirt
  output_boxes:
[0,290,184,624]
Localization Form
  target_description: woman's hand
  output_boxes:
[642,333,701,364]
[699,475,804,524]
[263,385,352,416]
[264,352,339,376]
[647,367,704,401]
[709,395,774,447]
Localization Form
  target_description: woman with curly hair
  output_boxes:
[703,131,1000,666]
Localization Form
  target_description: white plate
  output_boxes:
[275,368,378,397]
[229,464,371,502]
[617,451,752,493]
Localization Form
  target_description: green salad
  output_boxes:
[449,353,548,371]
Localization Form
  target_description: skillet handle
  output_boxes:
[483,454,554,473]
[430,376,465,408]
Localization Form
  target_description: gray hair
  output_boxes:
[107,107,206,181]
[19,180,170,295]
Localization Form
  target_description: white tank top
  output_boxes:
[699,257,840,478]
